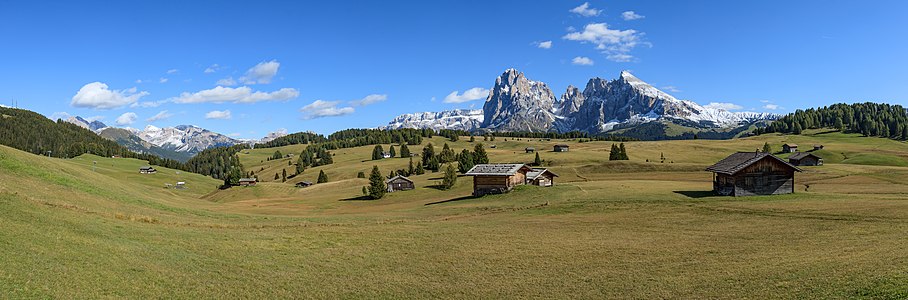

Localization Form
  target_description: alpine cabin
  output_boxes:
[385,175,414,192]
[525,168,558,187]
[706,152,802,196]
[525,147,535,153]
[788,152,823,166]
[465,164,533,196]
[238,178,257,186]
[553,144,570,152]
[782,144,798,153]
[139,166,156,174]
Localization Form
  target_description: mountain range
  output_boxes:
[383,69,778,139]
[63,118,286,161]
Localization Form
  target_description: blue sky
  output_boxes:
[2,1,907,137]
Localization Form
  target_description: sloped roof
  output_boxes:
[706,152,801,175]
[789,152,821,160]
[385,175,413,184]
[526,168,559,180]
[465,164,531,176]
[783,143,798,147]
[239,178,257,182]
[554,144,570,147]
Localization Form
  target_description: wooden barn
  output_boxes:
[525,168,558,187]
[782,143,798,153]
[789,152,823,166]
[139,166,156,174]
[525,147,535,153]
[295,181,313,188]
[553,144,570,152]
[465,164,533,196]
[706,152,802,196]
[238,178,257,186]
[386,175,414,192]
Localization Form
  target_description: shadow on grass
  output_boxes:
[673,190,715,199]
[340,195,374,201]
[811,129,841,135]
[425,195,479,206]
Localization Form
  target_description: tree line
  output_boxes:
[755,102,908,140]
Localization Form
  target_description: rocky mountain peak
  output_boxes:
[481,68,556,132]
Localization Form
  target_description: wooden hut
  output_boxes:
[788,152,823,166]
[813,144,824,151]
[295,181,314,188]
[139,166,156,174]
[238,178,257,186]
[525,168,558,187]
[782,143,798,153]
[525,147,535,153]
[554,144,570,152]
[385,175,414,192]
[706,152,801,196]
[465,164,533,196]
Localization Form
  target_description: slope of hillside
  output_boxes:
[2,132,908,298]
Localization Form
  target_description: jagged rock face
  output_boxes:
[138,125,239,154]
[382,109,483,131]
[65,116,108,132]
[481,69,557,132]
[557,85,585,116]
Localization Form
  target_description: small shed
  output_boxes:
[465,164,533,196]
[789,152,823,166]
[706,152,801,196]
[490,145,497,149]
[525,147,535,153]
[554,144,570,152]
[385,175,415,192]
[782,143,798,153]
[175,182,186,189]
[139,166,156,174]
[238,178,257,186]
[813,144,824,151]
[295,181,313,188]
[525,168,558,187]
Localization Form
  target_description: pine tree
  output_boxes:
[281,169,287,182]
[609,144,619,161]
[439,143,456,163]
[368,166,386,199]
[274,173,279,180]
[469,135,475,142]
[400,144,411,158]
[458,149,474,173]
[295,155,306,174]
[762,142,772,153]
[362,186,368,196]
[421,143,435,166]
[427,156,440,172]
[389,145,396,158]
[415,162,425,175]
[534,152,542,166]
[441,163,457,190]
[619,143,629,160]
[317,170,328,183]
[389,170,395,179]
[372,145,384,160]
[473,143,489,164]
[408,157,415,175]
[792,122,803,135]
[660,152,665,163]
[272,150,283,160]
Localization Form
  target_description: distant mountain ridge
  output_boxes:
[381,109,483,131]
[382,69,778,139]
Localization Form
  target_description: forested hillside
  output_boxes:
[756,102,908,140]
[0,107,183,169]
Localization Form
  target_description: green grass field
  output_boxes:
[2,130,908,298]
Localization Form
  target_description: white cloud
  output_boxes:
[622,11,645,21]
[135,79,144,84]
[205,110,232,120]
[159,77,169,83]
[349,94,388,106]
[204,64,220,74]
[71,82,149,110]
[131,100,168,108]
[166,69,179,74]
[300,100,354,119]
[146,110,173,122]
[537,41,553,49]
[216,77,237,86]
[50,112,71,120]
[661,86,682,93]
[572,56,595,66]
[570,2,600,17]
[115,112,138,125]
[443,87,490,103]
[240,60,280,84]
[171,86,299,104]
[704,102,743,111]
[763,104,780,110]
[563,23,647,62]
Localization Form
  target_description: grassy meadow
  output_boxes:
[1,129,908,298]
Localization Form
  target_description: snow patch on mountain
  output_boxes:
[382,109,483,131]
